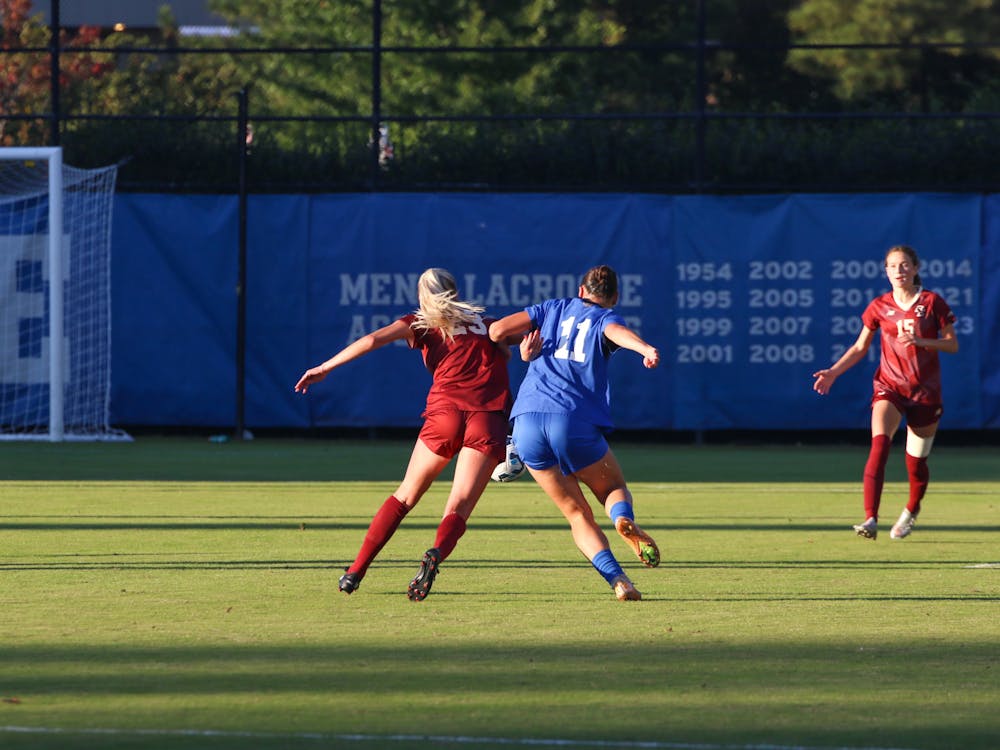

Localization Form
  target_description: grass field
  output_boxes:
[1,437,998,750]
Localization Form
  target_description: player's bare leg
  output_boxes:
[529,465,641,600]
[408,445,495,601]
[857,400,904,540]
[342,439,450,595]
[892,421,938,540]
[575,450,660,567]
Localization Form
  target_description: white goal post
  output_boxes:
[0,147,129,441]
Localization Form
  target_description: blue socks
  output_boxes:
[608,501,634,524]
[592,503,634,586]
[590,549,625,585]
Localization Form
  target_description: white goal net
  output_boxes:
[0,147,129,441]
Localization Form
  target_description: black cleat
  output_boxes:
[339,571,361,594]
[407,548,442,601]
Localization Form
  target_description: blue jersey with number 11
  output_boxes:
[510,297,625,429]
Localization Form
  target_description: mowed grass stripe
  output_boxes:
[0,439,997,750]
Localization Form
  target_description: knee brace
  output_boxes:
[906,431,935,458]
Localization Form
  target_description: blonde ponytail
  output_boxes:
[411,268,484,341]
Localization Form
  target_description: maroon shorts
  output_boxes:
[419,406,508,462]
[872,390,943,428]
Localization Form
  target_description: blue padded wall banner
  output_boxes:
[112,193,238,426]
[109,192,994,430]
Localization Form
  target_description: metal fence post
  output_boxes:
[694,0,706,192]
[371,0,383,190]
[49,0,61,145]
[235,87,249,440]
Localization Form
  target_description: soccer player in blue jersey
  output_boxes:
[489,264,661,601]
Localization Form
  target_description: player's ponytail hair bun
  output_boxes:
[412,267,485,341]
[582,264,619,303]
[886,244,922,287]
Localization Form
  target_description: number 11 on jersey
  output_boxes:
[554,316,591,363]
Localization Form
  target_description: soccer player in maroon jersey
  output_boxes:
[294,268,512,599]
[812,245,959,540]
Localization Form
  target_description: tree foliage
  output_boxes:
[0,0,111,144]
[787,0,1000,106]
[1,0,997,189]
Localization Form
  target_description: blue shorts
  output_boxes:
[512,412,609,476]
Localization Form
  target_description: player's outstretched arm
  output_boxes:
[603,323,659,369]
[812,325,875,395]
[489,311,532,343]
[294,318,412,393]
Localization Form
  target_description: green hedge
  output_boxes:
[61,113,1000,193]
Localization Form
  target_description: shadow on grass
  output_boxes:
[0,640,997,750]
[3,556,998,578]
[2,439,1000,483]
[3,518,1000,534]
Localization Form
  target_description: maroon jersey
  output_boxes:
[861,289,956,404]
[401,313,512,413]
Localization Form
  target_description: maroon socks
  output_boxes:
[433,513,467,560]
[905,452,929,515]
[347,496,409,577]
[862,434,891,521]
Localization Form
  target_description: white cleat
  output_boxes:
[890,510,916,540]
[853,518,878,540]
[612,574,641,601]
